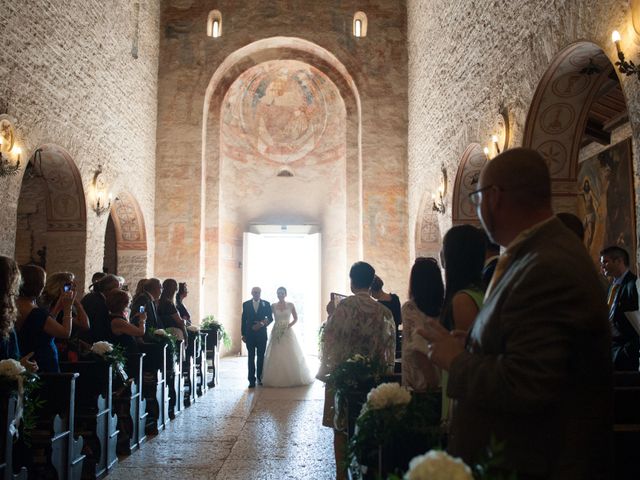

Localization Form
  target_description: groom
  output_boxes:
[241,286,274,388]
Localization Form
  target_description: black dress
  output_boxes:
[176,299,191,326]
[157,299,180,330]
[0,329,20,361]
[378,293,402,357]
[18,308,59,372]
[108,315,139,355]
[81,291,110,342]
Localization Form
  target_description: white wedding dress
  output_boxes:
[262,302,314,387]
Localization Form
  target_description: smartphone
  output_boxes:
[331,292,347,308]
[63,283,72,292]
[139,305,145,313]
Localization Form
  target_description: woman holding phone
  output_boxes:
[42,272,90,333]
[106,289,145,354]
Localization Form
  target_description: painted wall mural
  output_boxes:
[577,138,637,266]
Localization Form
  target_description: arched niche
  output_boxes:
[523,41,635,265]
[451,143,487,227]
[414,192,442,261]
[104,191,148,290]
[14,144,87,287]
[202,37,362,349]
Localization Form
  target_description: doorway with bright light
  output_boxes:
[242,226,321,356]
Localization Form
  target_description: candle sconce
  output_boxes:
[612,30,640,80]
[0,118,21,177]
[432,165,448,214]
[92,165,112,216]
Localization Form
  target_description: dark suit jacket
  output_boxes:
[609,270,639,370]
[131,292,163,330]
[447,218,612,479]
[241,299,273,341]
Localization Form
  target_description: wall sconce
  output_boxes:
[432,165,448,214]
[612,30,640,79]
[0,118,21,177]
[92,165,112,216]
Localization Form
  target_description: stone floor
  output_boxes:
[106,356,335,480]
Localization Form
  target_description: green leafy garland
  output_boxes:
[201,315,232,349]
[349,392,442,478]
[327,354,388,397]
[18,371,43,447]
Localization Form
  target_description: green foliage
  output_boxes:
[327,354,387,396]
[349,392,442,478]
[472,437,518,480]
[201,315,232,349]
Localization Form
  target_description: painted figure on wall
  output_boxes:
[578,139,636,268]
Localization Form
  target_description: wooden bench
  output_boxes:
[59,361,118,479]
[196,332,208,396]
[112,353,148,455]
[0,389,27,480]
[183,334,197,407]
[139,343,169,435]
[167,340,184,420]
[614,371,640,480]
[201,328,221,387]
[18,372,85,480]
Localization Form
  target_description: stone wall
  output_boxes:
[156,0,409,348]
[0,0,160,291]
[407,0,640,261]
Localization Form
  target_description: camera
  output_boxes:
[139,305,145,313]
[63,283,72,293]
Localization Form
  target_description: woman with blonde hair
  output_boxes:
[42,271,90,332]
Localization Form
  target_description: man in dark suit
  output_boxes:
[600,245,639,371]
[241,287,273,388]
[420,148,612,479]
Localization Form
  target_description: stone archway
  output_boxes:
[105,191,148,290]
[523,41,635,265]
[201,37,362,347]
[14,144,87,287]
[451,143,488,227]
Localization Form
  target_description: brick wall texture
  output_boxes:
[0,0,160,291]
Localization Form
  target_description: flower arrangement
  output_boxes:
[89,342,128,387]
[90,341,113,356]
[328,354,387,395]
[154,329,168,337]
[0,359,42,446]
[349,389,442,478]
[200,315,232,349]
[147,327,178,371]
[186,325,200,333]
[404,451,472,480]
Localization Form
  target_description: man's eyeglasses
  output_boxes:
[468,185,494,206]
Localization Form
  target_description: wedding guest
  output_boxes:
[176,282,191,326]
[318,262,395,480]
[0,256,38,371]
[106,289,145,355]
[91,271,107,285]
[370,275,402,357]
[420,148,612,478]
[441,224,486,332]
[131,278,163,330]
[401,258,444,392]
[82,274,120,342]
[133,278,147,300]
[42,271,90,332]
[16,265,72,373]
[157,279,187,340]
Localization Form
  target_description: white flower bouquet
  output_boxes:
[90,341,114,356]
[405,450,473,480]
[0,359,25,379]
[154,329,168,337]
[365,382,411,411]
[187,325,200,333]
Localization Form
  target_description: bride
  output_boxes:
[262,286,314,387]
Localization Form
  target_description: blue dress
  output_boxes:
[18,308,59,373]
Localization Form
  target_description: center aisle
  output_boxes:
[107,356,335,480]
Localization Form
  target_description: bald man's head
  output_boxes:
[480,148,552,210]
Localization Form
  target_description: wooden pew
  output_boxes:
[59,361,118,479]
[112,353,147,455]
[613,371,640,480]
[139,343,169,435]
[0,390,27,480]
[202,328,221,387]
[183,334,197,407]
[196,332,208,396]
[19,372,85,480]
[167,340,184,420]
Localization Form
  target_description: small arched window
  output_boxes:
[207,10,222,38]
[353,11,367,38]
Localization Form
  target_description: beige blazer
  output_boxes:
[447,217,612,479]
